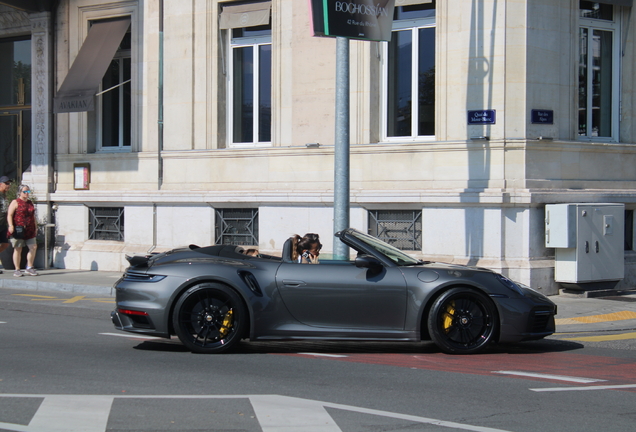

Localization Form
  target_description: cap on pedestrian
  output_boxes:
[0,176,12,184]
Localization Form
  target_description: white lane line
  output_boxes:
[530,384,636,392]
[99,332,163,340]
[298,353,349,358]
[251,395,342,432]
[0,321,6,324]
[321,399,513,432]
[492,371,606,384]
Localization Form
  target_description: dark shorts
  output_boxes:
[0,224,7,244]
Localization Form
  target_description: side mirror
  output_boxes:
[355,254,383,271]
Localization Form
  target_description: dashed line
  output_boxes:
[99,332,163,340]
[555,311,636,325]
[298,353,349,358]
[492,371,606,383]
[530,384,636,392]
[11,294,114,304]
[561,332,636,342]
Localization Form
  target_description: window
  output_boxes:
[215,208,259,246]
[98,27,131,150]
[0,37,31,182]
[0,37,31,108]
[383,3,435,140]
[368,210,422,251]
[625,209,633,251]
[578,1,620,140]
[229,26,271,146]
[89,207,124,241]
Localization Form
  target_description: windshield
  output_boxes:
[349,229,421,266]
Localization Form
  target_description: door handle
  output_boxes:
[282,280,306,287]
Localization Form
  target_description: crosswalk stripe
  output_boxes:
[251,395,342,432]
[29,395,113,432]
[0,394,515,432]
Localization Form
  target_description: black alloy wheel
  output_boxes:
[427,287,498,354]
[173,283,247,354]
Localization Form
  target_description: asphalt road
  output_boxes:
[0,288,635,432]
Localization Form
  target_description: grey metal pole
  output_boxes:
[158,0,164,190]
[333,36,350,260]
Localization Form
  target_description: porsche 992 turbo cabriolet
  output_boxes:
[111,228,556,354]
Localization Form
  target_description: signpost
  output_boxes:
[309,0,395,259]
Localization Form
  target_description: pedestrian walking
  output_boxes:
[7,184,38,277]
[0,175,12,274]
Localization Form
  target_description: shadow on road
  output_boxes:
[132,338,584,355]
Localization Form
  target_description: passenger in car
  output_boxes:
[291,233,321,264]
[244,248,259,256]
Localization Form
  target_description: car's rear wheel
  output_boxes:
[173,283,246,354]
[427,287,498,354]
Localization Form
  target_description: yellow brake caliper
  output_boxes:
[442,301,455,333]
[219,309,233,337]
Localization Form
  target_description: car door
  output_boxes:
[275,260,407,330]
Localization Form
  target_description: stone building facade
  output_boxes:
[1,0,635,295]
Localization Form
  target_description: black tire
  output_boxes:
[172,283,247,354]
[427,287,498,354]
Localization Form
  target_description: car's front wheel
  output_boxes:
[173,283,246,354]
[427,287,498,354]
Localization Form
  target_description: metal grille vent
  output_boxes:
[89,207,124,241]
[215,208,259,246]
[368,210,422,251]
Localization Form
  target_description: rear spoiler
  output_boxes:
[125,254,151,267]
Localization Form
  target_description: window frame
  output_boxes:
[578,5,621,142]
[227,30,272,148]
[381,13,436,142]
[96,44,132,152]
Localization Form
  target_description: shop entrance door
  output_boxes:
[0,110,31,182]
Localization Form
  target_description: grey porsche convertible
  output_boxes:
[111,228,556,354]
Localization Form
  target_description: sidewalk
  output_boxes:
[0,268,121,297]
[0,267,635,333]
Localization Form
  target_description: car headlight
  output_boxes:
[494,274,525,296]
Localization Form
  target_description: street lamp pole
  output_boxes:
[333,36,350,260]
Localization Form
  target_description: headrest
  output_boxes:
[282,237,294,263]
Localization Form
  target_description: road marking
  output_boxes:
[62,296,86,303]
[29,395,113,432]
[530,384,636,392]
[0,394,515,432]
[99,332,163,340]
[561,332,636,342]
[251,395,341,432]
[0,321,6,324]
[555,311,636,325]
[492,371,606,383]
[298,352,349,358]
[11,294,114,304]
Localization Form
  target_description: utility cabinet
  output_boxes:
[545,203,624,284]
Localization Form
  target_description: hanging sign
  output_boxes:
[309,0,396,42]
